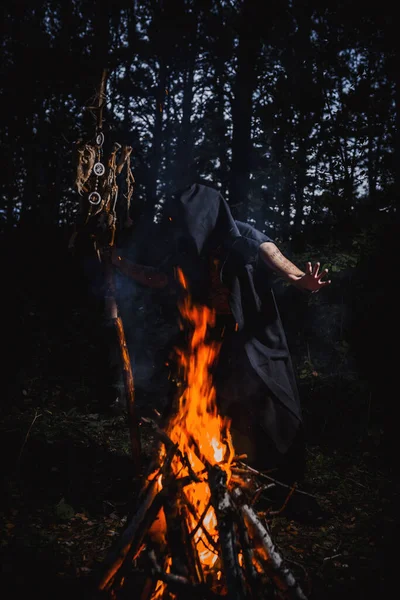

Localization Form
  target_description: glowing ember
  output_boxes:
[152,556,172,600]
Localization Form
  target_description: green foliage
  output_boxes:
[299,358,321,381]
[54,498,75,521]
[324,253,358,273]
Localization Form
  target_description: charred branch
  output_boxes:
[98,456,310,599]
[180,494,220,554]
[236,511,266,599]
[147,550,222,600]
[163,489,193,580]
[208,466,247,600]
[98,477,162,592]
[181,503,205,585]
[143,417,201,483]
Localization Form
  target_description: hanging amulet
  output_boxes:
[89,191,102,205]
[94,162,105,176]
[95,132,104,147]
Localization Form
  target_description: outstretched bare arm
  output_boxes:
[259,242,331,293]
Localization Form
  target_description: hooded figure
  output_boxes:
[157,184,302,477]
[113,183,330,483]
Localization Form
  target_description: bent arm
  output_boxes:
[112,252,169,289]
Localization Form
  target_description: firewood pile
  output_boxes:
[97,426,308,600]
[96,270,309,600]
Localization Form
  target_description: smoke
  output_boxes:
[112,216,180,412]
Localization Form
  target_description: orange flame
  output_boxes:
[167,270,232,468]
[152,268,234,580]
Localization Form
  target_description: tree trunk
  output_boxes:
[229,2,260,220]
[215,56,229,197]
[147,57,167,206]
[175,9,198,191]
[393,34,400,221]
[175,54,195,189]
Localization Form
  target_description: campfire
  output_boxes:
[97,269,308,600]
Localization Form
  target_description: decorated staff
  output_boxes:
[71,69,141,475]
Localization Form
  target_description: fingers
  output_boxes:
[318,268,329,281]
[311,263,331,280]
[312,262,320,276]
[311,279,331,293]
[305,262,332,290]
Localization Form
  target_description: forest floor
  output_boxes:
[0,398,396,600]
[1,231,397,599]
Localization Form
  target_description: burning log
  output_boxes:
[98,429,203,594]
[180,503,205,585]
[147,550,222,599]
[97,460,309,599]
[236,507,263,599]
[163,473,198,582]
[208,465,246,600]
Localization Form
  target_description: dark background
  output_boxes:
[1,1,398,598]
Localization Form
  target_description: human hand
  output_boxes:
[296,262,331,293]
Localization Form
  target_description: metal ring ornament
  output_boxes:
[94,162,105,176]
[95,132,105,147]
[88,191,102,205]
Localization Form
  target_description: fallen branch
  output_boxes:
[268,483,297,516]
[16,410,42,468]
[235,462,320,500]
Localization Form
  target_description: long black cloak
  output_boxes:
[156,183,303,463]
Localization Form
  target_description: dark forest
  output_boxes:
[1,1,398,599]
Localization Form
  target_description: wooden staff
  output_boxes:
[92,69,142,473]
[102,257,141,474]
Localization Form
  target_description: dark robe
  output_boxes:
[155,183,303,473]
